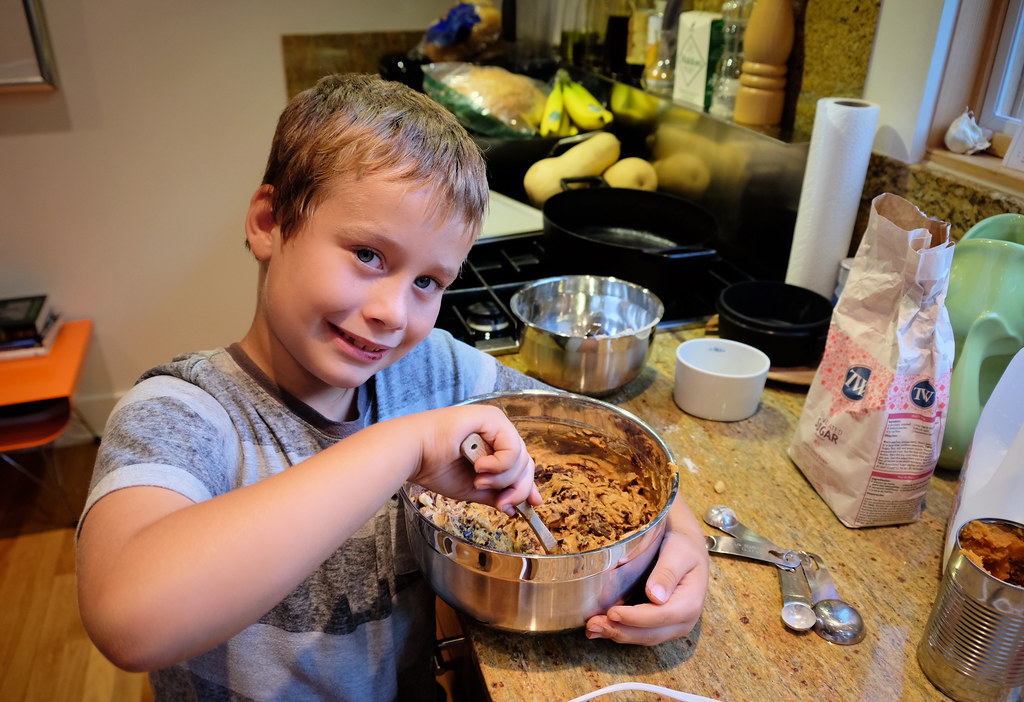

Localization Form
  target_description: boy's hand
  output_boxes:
[409,405,541,515]
[583,497,710,646]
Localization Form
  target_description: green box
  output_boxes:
[672,11,723,111]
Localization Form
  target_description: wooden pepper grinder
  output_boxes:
[732,0,793,125]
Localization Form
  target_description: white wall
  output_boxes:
[863,0,958,163]
[0,0,452,435]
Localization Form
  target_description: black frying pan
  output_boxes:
[543,179,719,257]
[542,182,720,310]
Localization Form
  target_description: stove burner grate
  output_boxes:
[465,300,511,334]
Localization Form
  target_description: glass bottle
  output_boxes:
[603,0,632,78]
[625,0,657,86]
[558,0,603,69]
[642,0,690,96]
[640,1,671,95]
[709,0,753,120]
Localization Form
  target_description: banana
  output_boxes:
[610,82,662,123]
[610,82,631,115]
[557,89,579,137]
[523,96,545,131]
[556,96,571,137]
[540,80,565,138]
[562,79,614,131]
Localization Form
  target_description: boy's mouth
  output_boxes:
[332,324,390,354]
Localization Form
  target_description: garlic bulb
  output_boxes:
[944,109,993,155]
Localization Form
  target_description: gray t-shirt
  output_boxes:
[82,329,545,702]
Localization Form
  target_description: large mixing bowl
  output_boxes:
[401,390,678,633]
[510,275,664,396]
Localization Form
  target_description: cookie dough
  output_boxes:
[416,454,657,555]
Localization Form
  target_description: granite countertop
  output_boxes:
[471,324,955,701]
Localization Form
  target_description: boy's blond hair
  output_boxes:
[261,73,489,241]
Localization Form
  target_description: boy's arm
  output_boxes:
[76,405,538,673]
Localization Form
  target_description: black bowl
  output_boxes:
[716,281,833,367]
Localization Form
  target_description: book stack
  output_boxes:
[0,295,63,359]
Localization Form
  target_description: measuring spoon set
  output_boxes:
[703,505,866,645]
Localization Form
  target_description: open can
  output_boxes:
[917,518,1024,701]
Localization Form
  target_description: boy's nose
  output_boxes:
[363,279,409,330]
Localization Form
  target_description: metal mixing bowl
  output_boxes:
[509,275,664,396]
[401,390,678,633]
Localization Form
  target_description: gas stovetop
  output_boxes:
[436,230,754,355]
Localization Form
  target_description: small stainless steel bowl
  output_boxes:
[510,275,664,396]
[401,390,678,633]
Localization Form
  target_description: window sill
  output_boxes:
[925,147,1024,199]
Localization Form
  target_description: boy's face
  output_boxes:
[245,174,476,413]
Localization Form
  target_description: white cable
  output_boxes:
[566,681,723,702]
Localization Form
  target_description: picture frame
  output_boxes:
[1,0,57,91]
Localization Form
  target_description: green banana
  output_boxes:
[540,80,565,138]
[562,79,613,131]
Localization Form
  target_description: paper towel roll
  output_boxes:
[785,98,880,298]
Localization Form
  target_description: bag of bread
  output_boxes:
[422,62,545,138]
[788,193,955,527]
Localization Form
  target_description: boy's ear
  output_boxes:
[246,185,277,260]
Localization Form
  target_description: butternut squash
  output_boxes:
[602,157,658,191]
[648,124,751,191]
[654,152,711,199]
[523,132,621,207]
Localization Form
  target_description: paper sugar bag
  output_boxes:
[788,193,955,527]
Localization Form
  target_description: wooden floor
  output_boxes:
[0,441,482,702]
[0,443,152,702]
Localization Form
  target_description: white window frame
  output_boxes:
[980,0,1023,135]
[864,0,1022,164]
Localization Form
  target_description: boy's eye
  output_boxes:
[355,248,380,265]
[414,276,441,292]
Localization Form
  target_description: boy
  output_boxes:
[76,73,709,701]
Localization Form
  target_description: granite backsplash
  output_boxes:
[281,0,1023,245]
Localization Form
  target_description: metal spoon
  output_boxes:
[801,552,866,645]
[460,433,557,553]
[703,506,815,631]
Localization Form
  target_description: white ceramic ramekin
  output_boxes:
[674,338,771,421]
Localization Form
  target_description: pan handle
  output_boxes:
[559,175,608,191]
[549,130,603,158]
[642,245,718,259]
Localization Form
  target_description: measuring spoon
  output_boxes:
[779,552,817,631]
[801,552,866,645]
[704,534,801,569]
[704,505,816,631]
[704,505,770,544]
[460,433,558,553]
